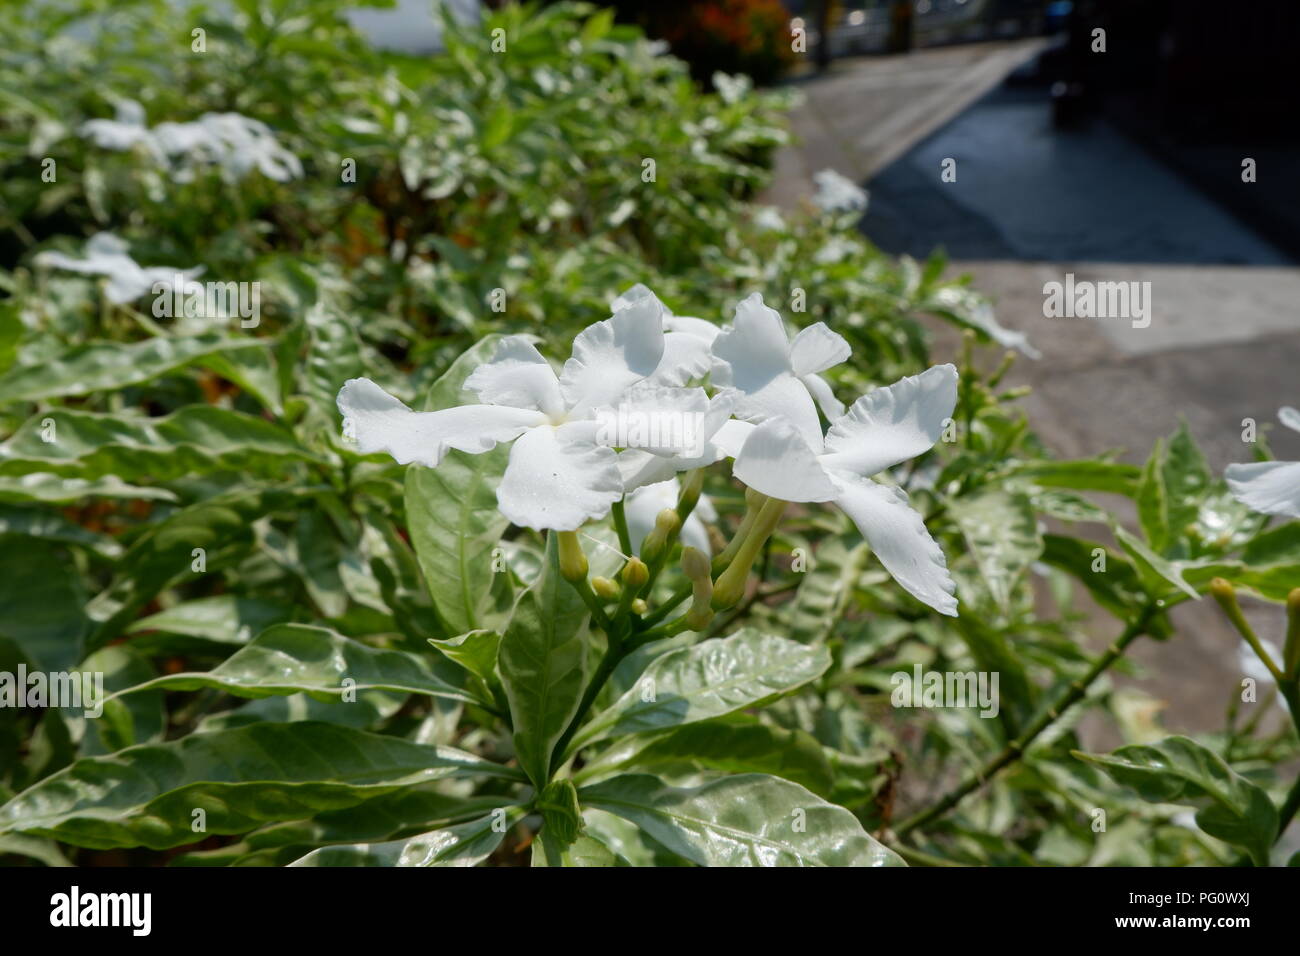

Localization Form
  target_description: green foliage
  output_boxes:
[0,0,1294,869]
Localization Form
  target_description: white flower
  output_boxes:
[812,168,868,214]
[752,205,786,233]
[1226,407,1300,518]
[79,100,301,183]
[624,478,717,556]
[33,232,203,304]
[338,294,698,531]
[731,364,960,616]
[711,293,850,451]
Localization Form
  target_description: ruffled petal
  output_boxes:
[789,323,850,377]
[648,330,714,386]
[560,297,665,417]
[464,336,564,417]
[733,418,838,503]
[1225,460,1300,518]
[337,378,544,467]
[495,425,623,531]
[819,364,957,478]
[831,475,958,616]
[712,294,823,449]
[802,372,845,420]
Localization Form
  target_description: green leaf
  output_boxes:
[404,336,515,634]
[0,406,314,481]
[584,715,835,798]
[1113,526,1197,600]
[112,624,478,707]
[498,534,590,788]
[537,778,584,849]
[0,537,88,671]
[0,334,264,403]
[1233,522,1300,601]
[581,773,904,867]
[0,722,522,850]
[126,595,293,652]
[1136,438,1170,554]
[570,629,831,753]
[287,811,517,867]
[949,488,1042,612]
[1075,736,1278,865]
[1013,459,1139,496]
[0,473,177,504]
[1040,534,1171,636]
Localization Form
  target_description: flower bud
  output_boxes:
[557,531,588,583]
[680,547,714,630]
[631,598,648,616]
[591,576,620,601]
[640,508,681,565]
[621,556,649,591]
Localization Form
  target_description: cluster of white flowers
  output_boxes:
[32,232,202,304]
[338,284,960,617]
[80,100,302,183]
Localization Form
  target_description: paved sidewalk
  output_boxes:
[762,44,1300,738]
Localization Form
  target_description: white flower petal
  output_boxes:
[820,364,958,478]
[789,323,851,377]
[733,418,838,503]
[617,449,679,493]
[1278,406,1300,434]
[464,336,564,416]
[663,314,721,343]
[711,418,756,460]
[1225,460,1300,518]
[593,384,711,458]
[831,475,957,616]
[712,294,823,449]
[802,372,845,420]
[560,297,665,416]
[496,425,623,531]
[337,378,543,467]
[649,330,714,386]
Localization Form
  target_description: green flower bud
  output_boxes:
[591,576,620,601]
[621,555,649,591]
[557,531,588,583]
[641,508,681,565]
[631,598,648,616]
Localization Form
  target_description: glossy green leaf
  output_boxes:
[0,537,88,672]
[0,406,313,480]
[1075,735,1278,865]
[581,773,904,867]
[287,810,517,867]
[570,630,831,753]
[498,535,590,787]
[126,595,293,651]
[583,714,835,798]
[0,722,522,850]
[949,488,1042,612]
[0,334,264,403]
[112,623,478,706]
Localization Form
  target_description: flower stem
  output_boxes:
[611,499,632,557]
[895,603,1158,837]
